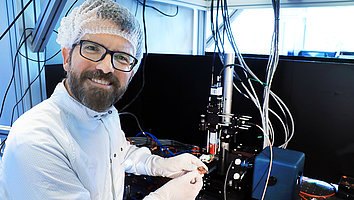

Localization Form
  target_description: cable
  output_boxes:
[271,91,294,148]
[6,50,49,150]
[19,49,61,63]
[299,193,308,200]
[10,65,45,125]
[223,161,233,200]
[119,112,144,133]
[18,30,60,63]
[135,131,199,157]
[210,0,225,62]
[0,30,31,152]
[136,0,178,17]
[120,0,148,112]
[299,178,336,199]
[0,29,32,118]
[250,124,274,200]
[300,191,335,199]
[219,63,245,77]
[119,112,199,156]
[1,28,53,152]
[64,0,79,17]
[126,137,134,145]
[134,0,139,16]
[1,0,80,154]
[215,0,292,149]
[260,127,273,200]
[0,0,33,41]
[136,132,176,156]
[247,78,294,148]
[261,0,280,147]
[0,138,6,154]
[52,0,79,33]
[268,109,287,145]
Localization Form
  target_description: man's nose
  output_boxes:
[96,54,114,74]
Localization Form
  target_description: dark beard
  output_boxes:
[67,69,127,112]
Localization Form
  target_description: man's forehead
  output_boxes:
[81,33,135,54]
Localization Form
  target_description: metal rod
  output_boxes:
[222,52,235,124]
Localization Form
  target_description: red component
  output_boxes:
[209,143,216,155]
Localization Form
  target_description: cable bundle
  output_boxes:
[210,0,294,149]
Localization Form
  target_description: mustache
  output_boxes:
[81,70,119,86]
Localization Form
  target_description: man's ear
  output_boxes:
[61,48,71,72]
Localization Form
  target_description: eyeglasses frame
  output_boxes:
[77,40,138,72]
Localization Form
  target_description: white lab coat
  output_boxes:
[0,81,159,200]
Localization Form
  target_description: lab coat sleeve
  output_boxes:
[122,139,161,176]
[1,127,90,200]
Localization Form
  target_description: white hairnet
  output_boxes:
[57,0,143,70]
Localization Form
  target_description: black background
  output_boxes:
[46,53,354,184]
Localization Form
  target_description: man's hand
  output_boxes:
[150,153,208,178]
[144,171,203,200]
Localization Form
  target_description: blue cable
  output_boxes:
[135,132,177,156]
[136,132,200,157]
[136,132,175,156]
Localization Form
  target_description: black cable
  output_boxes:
[53,0,79,33]
[215,0,224,57]
[136,0,178,17]
[4,47,53,154]
[221,0,227,58]
[19,49,61,63]
[0,133,8,136]
[119,112,144,133]
[210,1,219,58]
[210,0,220,86]
[4,48,49,152]
[219,63,244,77]
[10,65,45,125]
[211,0,226,61]
[1,0,80,153]
[134,0,139,16]
[0,0,33,41]
[120,0,148,112]
[11,43,52,125]
[0,138,6,154]
[65,0,79,17]
[0,29,33,153]
[0,29,32,118]
[222,0,239,58]
[18,29,60,62]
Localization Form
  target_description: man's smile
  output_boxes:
[88,78,112,88]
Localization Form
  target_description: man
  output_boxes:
[0,0,207,199]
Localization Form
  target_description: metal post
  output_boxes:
[222,53,235,124]
[218,53,235,175]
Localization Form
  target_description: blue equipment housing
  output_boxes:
[252,146,305,200]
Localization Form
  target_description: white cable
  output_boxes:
[248,78,262,109]
[234,76,295,149]
[270,91,295,148]
[269,108,288,146]
[233,83,249,99]
[224,160,234,200]
[267,120,275,146]
[0,125,11,131]
[216,0,289,150]
[257,124,273,200]
[270,93,290,133]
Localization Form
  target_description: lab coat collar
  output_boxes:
[51,80,117,120]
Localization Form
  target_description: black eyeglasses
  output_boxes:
[77,40,138,72]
